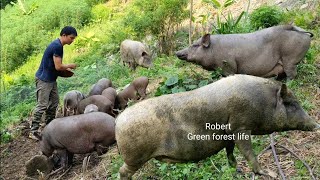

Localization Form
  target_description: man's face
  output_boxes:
[63,34,77,45]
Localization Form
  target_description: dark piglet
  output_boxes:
[115,76,148,110]
[35,112,116,169]
[88,78,112,96]
[63,90,85,116]
[78,95,114,117]
[102,87,117,108]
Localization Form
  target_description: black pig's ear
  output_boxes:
[142,51,147,57]
[201,34,211,48]
[280,83,288,98]
[276,83,287,106]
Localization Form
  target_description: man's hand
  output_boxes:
[53,56,77,71]
[68,63,77,70]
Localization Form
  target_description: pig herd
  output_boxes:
[32,25,319,179]
[34,76,149,170]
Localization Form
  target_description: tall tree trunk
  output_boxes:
[189,0,193,46]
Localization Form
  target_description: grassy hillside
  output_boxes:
[0,0,319,179]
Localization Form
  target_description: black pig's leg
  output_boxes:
[233,130,264,174]
[225,141,237,167]
[57,149,68,170]
[234,130,277,178]
[119,163,141,180]
[67,151,74,166]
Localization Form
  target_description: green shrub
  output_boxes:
[0,131,13,143]
[91,4,112,22]
[203,0,248,34]
[283,10,315,29]
[0,0,91,72]
[250,5,284,30]
[155,75,213,96]
[85,0,105,7]
[123,0,189,55]
[212,11,245,34]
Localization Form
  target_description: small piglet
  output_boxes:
[88,78,112,96]
[115,76,149,110]
[63,90,85,116]
[102,87,117,108]
[34,112,115,169]
[84,104,99,113]
[78,95,114,116]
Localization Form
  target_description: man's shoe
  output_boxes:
[28,132,39,141]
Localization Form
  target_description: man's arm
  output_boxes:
[53,56,76,71]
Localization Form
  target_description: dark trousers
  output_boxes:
[31,78,59,131]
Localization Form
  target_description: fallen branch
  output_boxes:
[257,144,271,158]
[56,166,71,180]
[45,166,64,180]
[277,144,317,180]
[82,155,91,174]
[270,133,286,180]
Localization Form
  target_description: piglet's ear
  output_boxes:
[201,34,211,48]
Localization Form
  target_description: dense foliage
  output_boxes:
[0,0,91,73]
[123,0,189,55]
[250,5,284,30]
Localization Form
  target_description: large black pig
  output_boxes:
[115,75,319,179]
[176,25,313,79]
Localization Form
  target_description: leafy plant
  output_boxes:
[0,131,12,143]
[155,75,212,96]
[0,0,91,72]
[203,0,245,34]
[250,5,284,30]
[212,11,245,34]
[74,31,101,52]
[123,0,189,55]
[85,0,105,7]
[91,4,112,22]
[10,0,38,15]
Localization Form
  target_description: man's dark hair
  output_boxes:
[60,26,78,36]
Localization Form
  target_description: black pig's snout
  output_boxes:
[175,51,187,60]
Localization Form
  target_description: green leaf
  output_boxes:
[182,167,191,174]
[223,0,234,8]
[182,78,193,84]
[198,80,209,87]
[202,0,221,9]
[156,85,171,96]
[92,38,100,42]
[91,63,96,69]
[83,65,90,70]
[160,163,167,171]
[165,76,179,86]
[185,84,198,90]
[234,11,245,27]
[86,31,95,38]
[211,0,221,9]
[171,86,179,94]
